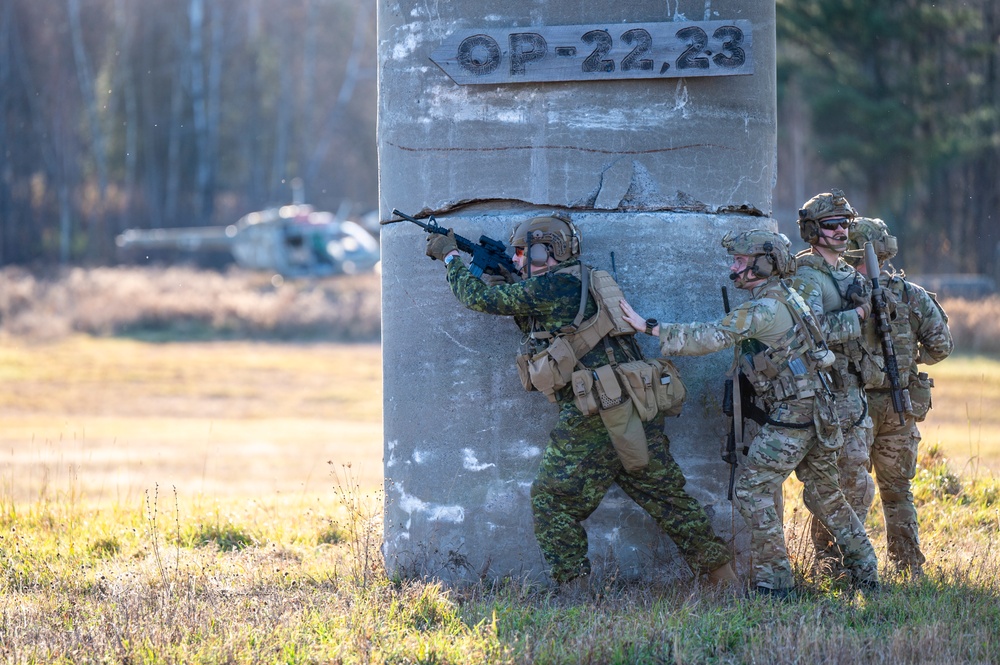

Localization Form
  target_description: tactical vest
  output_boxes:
[737,281,834,404]
[795,253,883,390]
[867,273,918,390]
[515,263,686,415]
[514,264,687,472]
[515,263,637,402]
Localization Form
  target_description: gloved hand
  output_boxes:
[850,290,872,320]
[479,273,506,286]
[425,230,458,261]
[479,265,516,286]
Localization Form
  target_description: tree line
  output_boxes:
[775,0,1000,276]
[1,0,996,277]
[0,0,376,266]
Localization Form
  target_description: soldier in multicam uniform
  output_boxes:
[790,190,880,573]
[424,213,736,588]
[845,217,954,576]
[619,230,880,597]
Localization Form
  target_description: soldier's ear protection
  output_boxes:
[751,241,776,277]
[528,239,549,265]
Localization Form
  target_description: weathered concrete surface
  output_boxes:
[379,1,776,583]
[378,2,775,216]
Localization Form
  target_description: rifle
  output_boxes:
[721,286,741,502]
[864,241,911,425]
[390,209,519,279]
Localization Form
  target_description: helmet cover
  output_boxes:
[509,213,581,264]
[845,217,898,265]
[721,229,794,281]
[797,188,857,244]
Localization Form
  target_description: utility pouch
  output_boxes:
[813,390,843,451]
[650,358,687,417]
[515,353,534,392]
[524,336,577,403]
[570,369,600,416]
[599,397,649,472]
[908,371,933,421]
[615,361,658,422]
[858,352,886,388]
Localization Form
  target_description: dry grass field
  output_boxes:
[1,267,999,663]
[0,335,383,503]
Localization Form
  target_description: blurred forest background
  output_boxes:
[0,0,997,277]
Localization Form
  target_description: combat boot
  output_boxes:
[556,573,594,601]
[706,562,739,586]
[748,585,794,601]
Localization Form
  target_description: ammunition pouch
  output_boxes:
[624,361,685,420]
[516,336,577,403]
[906,371,933,422]
[813,389,843,450]
[571,359,687,422]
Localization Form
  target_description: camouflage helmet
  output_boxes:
[845,217,898,264]
[509,213,581,264]
[721,229,794,279]
[796,189,857,244]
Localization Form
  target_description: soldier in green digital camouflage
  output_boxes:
[425,213,735,589]
[845,217,954,576]
[790,190,880,574]
[619,230,879,597]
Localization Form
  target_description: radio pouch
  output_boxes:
[650,358,687,417]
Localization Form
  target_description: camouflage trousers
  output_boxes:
[810,383,875,564]
[868,390,926,571]
[530,401,731,584]
[736,397,878,590]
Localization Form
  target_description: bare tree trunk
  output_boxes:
[270,36,292,202]
[187,0,210,223]
[205,0,223,221]
[303,0,374,188]
[0,0,11,264]
[165,21,187,227]
[113,0,138,237]
[67,0,109,261]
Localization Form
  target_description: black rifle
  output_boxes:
[864,241,910,425]
[390,208,519,279]
[721,286,740,501]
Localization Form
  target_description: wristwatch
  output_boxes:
[644,318,658,336]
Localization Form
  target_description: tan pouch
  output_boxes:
[525,336,577,402]
[599,397,649,472]
[571,369,600,416]
[515,353,534,392]
[589,269,636,337]
[813,390,843,451]
[615,361,658,422]
[908,372,933,422]
[650,358,687,417]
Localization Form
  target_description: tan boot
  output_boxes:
[707,562,739,586]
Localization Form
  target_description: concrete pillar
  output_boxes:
[379,1,776,583]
